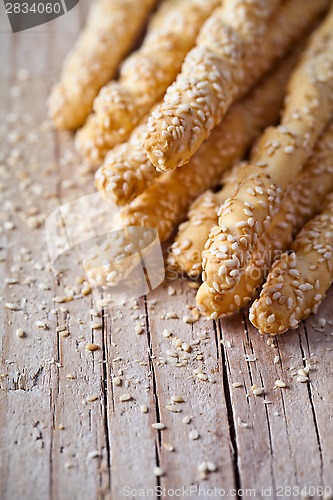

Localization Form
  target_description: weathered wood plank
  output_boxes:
[219,308,332,499]
[1,1,333,499]
[103,299,159,497]
[146,279,236,493]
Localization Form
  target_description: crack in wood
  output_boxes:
[144,296,162,495]
[301,324,324,484]
[101,310,112,493]
[216,320,242,500]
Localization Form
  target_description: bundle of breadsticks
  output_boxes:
[50,0,333,335]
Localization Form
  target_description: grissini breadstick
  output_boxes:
[144,0,329,171]
[75,114,124,166]
[169,165,243,277]
[97,51,298,208]
[48,0,156,131]
[93,0,219,136]
[197,120,333,318]
[249,196,333,335]
[95,124,156,205]
[202,11,333,295]
[118,54,299,240]
[76,0,218,165]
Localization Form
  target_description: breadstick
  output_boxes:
[202,11,333,296]
[144,0,329,171]
[119,54,300,240]
[249,196,333,335]
[75,114,124,166]
[169,165,243,277]
[76,0,218,165]
[98,50,298,209]
[93,0,219,136]
[95,125,156,205]
[197,120,333,318]
[48,0,156,131]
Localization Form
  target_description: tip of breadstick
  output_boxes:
[48,83,76,131]
[93,82,137,132]
[196,282,234,319]
[249,301,289,335]
[144,102,203,171]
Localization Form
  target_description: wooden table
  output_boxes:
[0,2,332,499]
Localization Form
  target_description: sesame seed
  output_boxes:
[153,467,164,477]
[284,146,295,154]
[5,302,19,310]
[189,429,199,440]
[182,416,191,425]
[171,396,184,403]
[152,423,166,430]
[15,328,25,338]
[252,387,264,396]
[36,321,47,329]
[275,380,286,388]
[267,314,276,324]
[85,343,99,351]
[140,405,148,413]
[206,461,217,472]
[163,443,174,452]
[90,322,102,330]
[296,375,309,383]
[166,404,182,413]
[85,394,99,403]
[119,393,132,402]
[59,330,70,338]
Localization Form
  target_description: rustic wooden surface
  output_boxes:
[0,2,333,499]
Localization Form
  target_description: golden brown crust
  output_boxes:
[249,196,333,334]
[144,0,329,171]
[197,120,333,318]
[119,54,296,241]
[202,11,333,294]
[48,0,156,131]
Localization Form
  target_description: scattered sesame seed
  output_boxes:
[252,387,264,396]
[85,343,99,352]
[152,423,166,430]
[275,380,287,388]
[171,396,184,403]
[153,467,164,477]
[163,443,174,452]
[5,302,19,310]
[119,393,132,402]
[166,404,182,413]
[86,394,99,403]
[189,430,199,440]
[90,322,102,330]
[15,328,25,338]
[135,325,144,335]
[59,330,70,338]
[140,405,148,413]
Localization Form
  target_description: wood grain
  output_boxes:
[0,1,333,499]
